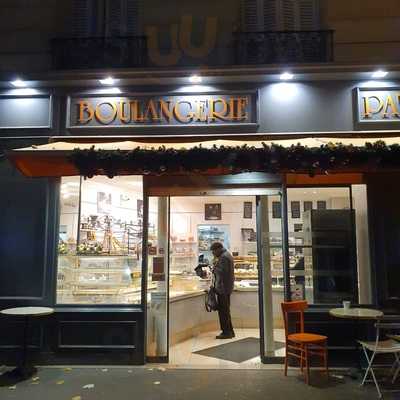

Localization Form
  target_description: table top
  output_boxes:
[1,306,55,317]
[329,307,383,319]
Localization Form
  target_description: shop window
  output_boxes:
[56,176,144,305]
[287,187,371,305]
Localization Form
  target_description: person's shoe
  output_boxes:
[230,331,235,338]
[216,332,234,339]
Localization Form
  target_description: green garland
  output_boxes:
[68,140,400,178]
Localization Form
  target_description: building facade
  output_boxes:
[1,0,400,366]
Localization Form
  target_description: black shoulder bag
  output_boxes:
[205,273,218,312]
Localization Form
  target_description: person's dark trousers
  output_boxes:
[216,292,234,334]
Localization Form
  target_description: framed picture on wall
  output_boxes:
[304,201,313,212]
[205,203,221,220]
[317,201,327,210]
[272,201,281,219]
[97,192,112,214]
[243,201,253,219]
[291,201,301,218]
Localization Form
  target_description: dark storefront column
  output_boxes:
[367,173,400,310]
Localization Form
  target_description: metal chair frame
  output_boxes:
[359,316,400,398]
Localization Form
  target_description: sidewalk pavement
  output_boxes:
[0,365,384,400]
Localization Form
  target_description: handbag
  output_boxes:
[205,273,218,312]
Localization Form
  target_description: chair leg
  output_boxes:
[361,346,382,399]
[392,353,400,384]
[300,345,304,372]
[305,345,310,385]
[284,348,288,377]
[324,344,329,377]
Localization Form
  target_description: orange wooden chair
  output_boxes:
[281,301,329,384]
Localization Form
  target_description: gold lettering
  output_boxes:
[159,100,173,122]
[194,100,208,122]
[173,100,194,123]
[362,96,384,118]
[78,101,94,124]
[236,97,249,120]
[383,94,400,118]
[144,100,161,121]
[209,98,228,122]
[118,101,130,123]
[94,102,118,124]
[129,100,145,122]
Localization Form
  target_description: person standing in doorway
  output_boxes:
[210,242,235,339]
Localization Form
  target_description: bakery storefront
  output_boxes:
[1,81,400,366]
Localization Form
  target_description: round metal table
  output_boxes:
[1,307,54,380]
[329,307,383,379]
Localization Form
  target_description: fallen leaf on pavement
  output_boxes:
[32,376,40,381]
[101,368,108,372]
[56,380,65,385]
[153,381,161,385]
[128,370,133,373]
[83,384,95,389]
[64,368,72,372]
[72,396,81,400]
[8,386,16,390]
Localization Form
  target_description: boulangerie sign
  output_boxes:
[67,92,258,129]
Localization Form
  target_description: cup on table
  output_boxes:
[343,300,351,310]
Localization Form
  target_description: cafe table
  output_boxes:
[1,306,54,380]
[329,307,384,378]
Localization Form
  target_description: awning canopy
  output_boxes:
[7,136,400,178]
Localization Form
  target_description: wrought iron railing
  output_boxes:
[51,30,333,70]
[234,30,334,65]
[51,36,147,70]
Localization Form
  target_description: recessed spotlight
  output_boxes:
[99,76,116,85]
[280,72,294,80]
[371,70,388,79]
[189,75,202,83]
[11,79,27,87]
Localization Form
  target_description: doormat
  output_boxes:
[193,337,285,363]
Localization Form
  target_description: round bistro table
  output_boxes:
[329,307,383,379]
[1,306,54,380]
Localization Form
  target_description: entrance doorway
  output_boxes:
[145,188,287,366]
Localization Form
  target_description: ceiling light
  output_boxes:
[99,76,116,85]
[189,75,202,83]
[371,70,388,79]
[280,72,294,80]
[11,79,27,87]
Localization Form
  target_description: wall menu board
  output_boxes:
[67,92,259,129]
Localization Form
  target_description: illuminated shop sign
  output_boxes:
[355,87,400,125]
[67,92,258,129]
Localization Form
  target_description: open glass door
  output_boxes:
[257,188,289,360]
[145,196,170,362]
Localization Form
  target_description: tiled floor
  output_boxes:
[169,328,286,368]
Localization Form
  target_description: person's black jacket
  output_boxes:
[212,249,235,295]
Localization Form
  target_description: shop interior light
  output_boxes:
[280,72,294,80]
[99,76,116,85]
[11,79,27,87]
[189,75,202,83]
[371,70,388,78]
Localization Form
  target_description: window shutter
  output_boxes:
[241,0,264,32]
[298,0,320,30]
[281,0,296,30]
[107,0,122,36]
[263,0,278,31]
[126,0,141,36]
[72,0,91,37]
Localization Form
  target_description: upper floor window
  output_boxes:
[241,0,320,31]
[72,0,141,37]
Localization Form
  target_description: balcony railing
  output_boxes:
[51,30,333,70]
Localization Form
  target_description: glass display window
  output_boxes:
[56,176,144,305]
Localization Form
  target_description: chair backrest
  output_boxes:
[281,301,308,339]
